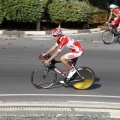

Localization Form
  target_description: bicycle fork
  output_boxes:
[43,67,50,78]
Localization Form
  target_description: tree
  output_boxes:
[48,0,68,27]
[79,0,120,9]
[66,0,92,22]
[2,0,44,22]
[48,0,92,27]
[0,1,4,24]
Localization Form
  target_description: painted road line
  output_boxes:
[24,35,51,38]
[0,94,120,98]
[32,38,51,41]
[25,31,46,35]
[92,41,103,43]
[0,30,3,35]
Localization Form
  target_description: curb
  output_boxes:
[0,28,108,35]
[0,101,120,119]
[0,101,120,109]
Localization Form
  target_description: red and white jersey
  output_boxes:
[55,35,83,53]
[113,9,120,17]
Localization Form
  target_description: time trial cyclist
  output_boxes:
[107,4,120,32]
[42,28,84,83]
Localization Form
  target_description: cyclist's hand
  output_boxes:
[106,22,109,24]
[41,53,46,56]
[43,60,50,65]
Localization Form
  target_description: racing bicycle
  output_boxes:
[102,23,120,44]
[31,54,95,90]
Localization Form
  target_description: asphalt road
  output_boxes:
[0,32,120,105]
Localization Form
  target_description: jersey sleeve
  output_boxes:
[57,38,68,52]
[113,9,120,16]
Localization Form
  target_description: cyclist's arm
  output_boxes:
[107,10,113,23]
[47,50,60,63]
[43,45,57,56]
[48,38,67,61]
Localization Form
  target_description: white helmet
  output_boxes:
[52,28,62,36]
[110,4,118,9]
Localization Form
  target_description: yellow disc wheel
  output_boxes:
[71,67,95,90]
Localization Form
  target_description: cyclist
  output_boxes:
[42,28,84,83]
[106,4,120,31]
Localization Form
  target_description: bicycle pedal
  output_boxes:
[60,78,69,84]
[59,80,65,84]
[63,79,70,84]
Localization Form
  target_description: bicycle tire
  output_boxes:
[116,34,120,43]
[71,67,95,90]
[102,29,115,44]
[31,65,57,89]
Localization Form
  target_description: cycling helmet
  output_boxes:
[110,4,118,9]
[52,28,62,36]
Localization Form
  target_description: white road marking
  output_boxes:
[24,35,52,40]
[24,35,51,38]
[0,94,120,98]
[65,31,104,35]
[68,101,120,105]
[24,35,103,42]
[32,38,51,41]
[92,41,103,43]
[27,37,84,41]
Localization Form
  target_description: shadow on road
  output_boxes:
[35,77,101,90]
[88,77,101,90]
[94,77,100,82]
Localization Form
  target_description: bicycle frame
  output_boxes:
[32,54,95,89]
[102,23,120,44]
[107,23,118,35]
[44,58,84,82]
[71,63,84,80]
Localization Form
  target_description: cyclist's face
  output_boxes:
[110,8,113,10]
[53,35,59,41]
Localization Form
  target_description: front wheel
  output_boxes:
[31,65,57,89]
[71,67,95,90]
[102,29,115,44]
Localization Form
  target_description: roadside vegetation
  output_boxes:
[0,0,120,30]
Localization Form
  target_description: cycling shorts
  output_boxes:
[64,51,83,60]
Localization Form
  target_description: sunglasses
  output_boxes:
[53,35,57,37]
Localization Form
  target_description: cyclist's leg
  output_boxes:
[117,24,120,31]
[116,23,120,43]
[113,17,120,31]
[116,18,120,31]
[60,54,72,71]
[114,18,120,42]
[61,52,82,68]
[60,52,83,79]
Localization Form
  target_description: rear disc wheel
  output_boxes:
[71,67,95,90]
